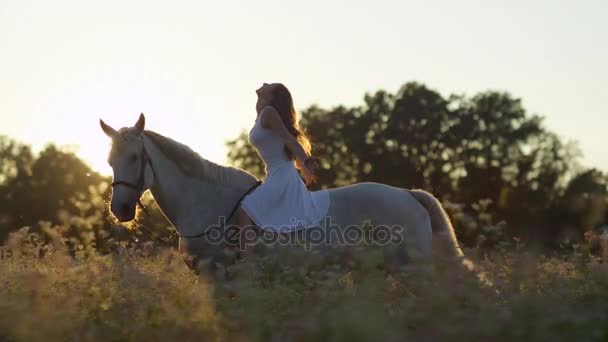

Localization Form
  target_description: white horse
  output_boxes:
[100,114,468,273]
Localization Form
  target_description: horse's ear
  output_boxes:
[99,119,117,138]
[134,113,145,134]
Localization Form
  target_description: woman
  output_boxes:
[235,83,330,233]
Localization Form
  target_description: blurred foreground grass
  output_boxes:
[1,226,608,342]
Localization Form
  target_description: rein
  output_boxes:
[177,179,262,239]
[111,140,262,242]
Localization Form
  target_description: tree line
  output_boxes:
[227,82,607,250]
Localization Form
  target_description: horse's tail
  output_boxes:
[408,190,475,271]
[408,190,462,257]
[408,189,495,287]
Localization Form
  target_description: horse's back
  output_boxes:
[323,182,433,262]
[325,182,428,226]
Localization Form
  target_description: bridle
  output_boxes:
[110,140,262,241]
[111,143,152,213]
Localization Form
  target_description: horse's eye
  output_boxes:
[129,154,138,163]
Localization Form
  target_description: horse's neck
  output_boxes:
[142,135,255,236]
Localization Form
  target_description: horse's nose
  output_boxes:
[120,203,130,213]
[111,201,135,222]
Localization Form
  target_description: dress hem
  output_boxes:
[240,195,329,233]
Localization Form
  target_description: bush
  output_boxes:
[2,222,608,341]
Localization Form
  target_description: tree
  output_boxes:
[0,137,35,241]
[557,169,607,235]
[0,136,34,186]
[0,141,112,244]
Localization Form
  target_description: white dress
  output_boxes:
[240,111,330,233]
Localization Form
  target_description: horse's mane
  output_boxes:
[143,130,257,186]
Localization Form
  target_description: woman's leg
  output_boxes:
[236,206,254,227]
[234,206,256,256]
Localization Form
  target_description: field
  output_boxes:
[2,226,608,342]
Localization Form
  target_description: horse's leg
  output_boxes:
[235,206,260,257]
[178,236,207,273]
[378,201,433,271]
[178,235,230,279]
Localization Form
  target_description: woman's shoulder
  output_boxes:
[259,106,280,128]
[259,105,279,118]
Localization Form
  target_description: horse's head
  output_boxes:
[99,113,154,222]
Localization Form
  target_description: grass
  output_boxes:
[2,226,608,341]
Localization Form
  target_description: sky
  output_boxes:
[0,0,606,176]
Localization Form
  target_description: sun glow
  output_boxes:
[30,76,233,176]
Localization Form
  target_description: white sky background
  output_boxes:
[0,0,606,175]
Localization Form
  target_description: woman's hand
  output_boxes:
[298,157,319,185]
[261,106,318,185]
[304,157,319,173]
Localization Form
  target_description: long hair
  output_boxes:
[268,83,315,184]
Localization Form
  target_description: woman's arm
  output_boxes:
[260,106,309,163]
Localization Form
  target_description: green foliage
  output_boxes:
[0,140,108,242]
[0,136,34,186]
[2,226,608,341]
[0,229,220,341]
